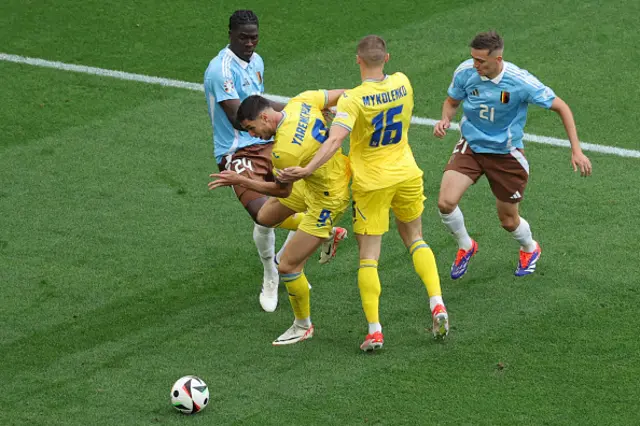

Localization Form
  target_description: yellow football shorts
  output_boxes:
[352,175,425,235]
[279,181,349,239]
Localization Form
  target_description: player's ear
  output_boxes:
[384,53,390,63]
[356,55,361,65]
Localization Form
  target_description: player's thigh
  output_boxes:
[440,138,482,211]
[391,175,425,225]
[481,149,529,204]
[352,188,395,236]
[439,170,475,210]
[278,230,325,274]
[256,197,297,227]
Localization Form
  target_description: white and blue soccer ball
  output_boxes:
[170,375,209,414]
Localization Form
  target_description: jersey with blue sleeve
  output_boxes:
[204,46,270,163]
[448,59,556,154]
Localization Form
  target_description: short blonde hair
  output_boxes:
[357,35,387,66]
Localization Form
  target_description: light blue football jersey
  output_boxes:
[448,59,556,154]
[204,46,269,163]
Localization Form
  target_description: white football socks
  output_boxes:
[368,322,382,334]
[253,224,278,283]
[511,217,537,253]
[429,295,444,312]
[439,206,473,250]
[295,317,312,328]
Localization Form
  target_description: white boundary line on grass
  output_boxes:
[2,52,639,159]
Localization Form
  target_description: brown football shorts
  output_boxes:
[217,142,274,207]
[445,138,530,203]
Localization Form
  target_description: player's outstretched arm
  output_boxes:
[319,90,346,126]
[277,125,349,182]
[208,171,292,197]
[434,97,461,138]
[549,97,592,177]
[325,89,346,108]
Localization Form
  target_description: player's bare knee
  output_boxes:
[277,260,298,276]
[499,215,519,232]
[437,197,456,214]
[246,197,268,223]
[254,210,266,226]
[254,210,272,227]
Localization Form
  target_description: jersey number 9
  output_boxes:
[317,209,333,227]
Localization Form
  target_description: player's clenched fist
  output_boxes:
[433,119,450,138]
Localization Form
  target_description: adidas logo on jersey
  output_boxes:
[510,191,522,199]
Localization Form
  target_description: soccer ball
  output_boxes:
[170,375,209,414]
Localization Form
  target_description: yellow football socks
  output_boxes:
[409,240,442,297]
[281,271,310,320]
[358,259,381,324]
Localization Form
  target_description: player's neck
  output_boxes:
[273,110,284,128]
[229,46,251,63]
[486,62,504,80]
[361,67,385,82]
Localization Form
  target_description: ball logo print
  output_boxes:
[170,376,209,414]
[223,79,234,93]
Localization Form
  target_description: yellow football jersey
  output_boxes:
[271,90,350,199]
[332,72,422,192]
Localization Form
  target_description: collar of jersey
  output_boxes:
[225,46,253,69]
[276,111,287,130]
[480,63,506,84]
[363,75,388,83]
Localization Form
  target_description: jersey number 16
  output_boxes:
[369,105,404,147]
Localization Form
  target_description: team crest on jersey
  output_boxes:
[223,79,234,93]
[256,71,262,84]
[500,91,511,103]
[471,88,480,97]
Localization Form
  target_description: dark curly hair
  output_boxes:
[229,10,259,31]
